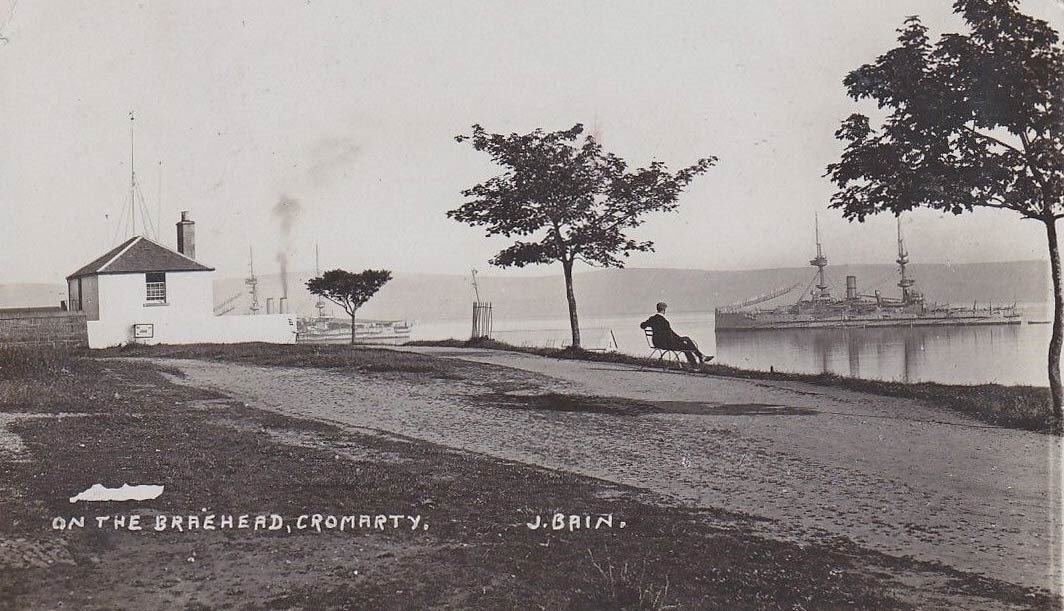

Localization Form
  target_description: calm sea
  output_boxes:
[410,303,1052,387]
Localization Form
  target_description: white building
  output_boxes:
[67,212,296,348]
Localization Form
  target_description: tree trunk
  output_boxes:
[350,309,357,346]
[562,259,581,348]
[1045,218,1063,425]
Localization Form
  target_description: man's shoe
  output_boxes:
[705,355,714,362]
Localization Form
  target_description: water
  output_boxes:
[411,304,1053,387]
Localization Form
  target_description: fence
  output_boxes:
[471,302,493,339]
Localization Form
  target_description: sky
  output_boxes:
[1,1,1062,284]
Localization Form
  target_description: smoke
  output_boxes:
[272,195,301,299]
[266,135,358,303]
[272,195,301,235]
[306,137,361,186]
[275,251,289,298]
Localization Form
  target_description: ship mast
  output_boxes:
[315,243,326,318]
[810,213,829,301]
[112,112,159,241]
[896,216,915,304]
[246,246,261,314]
[129,112,136,236]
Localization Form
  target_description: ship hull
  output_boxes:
[297,331,411,344]
[715,310,1023,331]
[296,318,412,344]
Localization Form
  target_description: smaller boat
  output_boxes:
[296,317,413,344]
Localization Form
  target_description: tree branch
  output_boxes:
[970,199,1028,214]
[549,218,571,261]
[962,124,1024,156]
[598,209,642,238]
[573,255,604,267]
[320,294,353,315]
[1017,130,1054,202]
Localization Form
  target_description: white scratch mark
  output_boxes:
[69,483,164,503]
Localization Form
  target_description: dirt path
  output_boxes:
[153,348,1062,596]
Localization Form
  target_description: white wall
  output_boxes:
[85,270,297,347]
[209,314,298,344]
[101,271,214,322]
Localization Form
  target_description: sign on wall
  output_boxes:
[133,324,154,339]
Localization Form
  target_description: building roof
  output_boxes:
[67,236,214,280]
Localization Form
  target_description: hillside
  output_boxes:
[3,261,1048,321]
[211,260,1050,321]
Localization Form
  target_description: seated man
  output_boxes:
[640,302,712,366]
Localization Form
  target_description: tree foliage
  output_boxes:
[826,0,1063,222]
[450,124,716,269]
[449,123,714,347]
[825,0,1064,420]
[306,269,392,318]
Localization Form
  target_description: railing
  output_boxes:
[471,302,493,339]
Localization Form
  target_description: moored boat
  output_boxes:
[296,317,413,343]
[715,218,1022,331]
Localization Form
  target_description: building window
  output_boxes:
[145,272,166,303]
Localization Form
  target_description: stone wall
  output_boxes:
[0,308,88,348]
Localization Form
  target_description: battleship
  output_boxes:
[714,217,1023,331]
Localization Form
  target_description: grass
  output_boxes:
[96,341,458,377]
[80,337,1061,433]
[407,337,1059,434]
[0,345,118,414]
[0,345,1059,609]
[582,551,677,611]
[0,344,76,379]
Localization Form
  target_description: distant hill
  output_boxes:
[3,261,1049,320]
[212,260,1050,321]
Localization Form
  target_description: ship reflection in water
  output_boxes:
[414,310,1048,387]
[715,323,1040,386]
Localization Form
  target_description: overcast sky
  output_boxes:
[1,1,1061,284]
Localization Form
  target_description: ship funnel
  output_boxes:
[846,276,857,300]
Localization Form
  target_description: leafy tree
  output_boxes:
[826,0,1064,423]
[449,124,715,348]
[306,269,392,345]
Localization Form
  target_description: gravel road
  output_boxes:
[153,347,1062,595]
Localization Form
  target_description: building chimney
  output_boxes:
[176,211,196,259]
